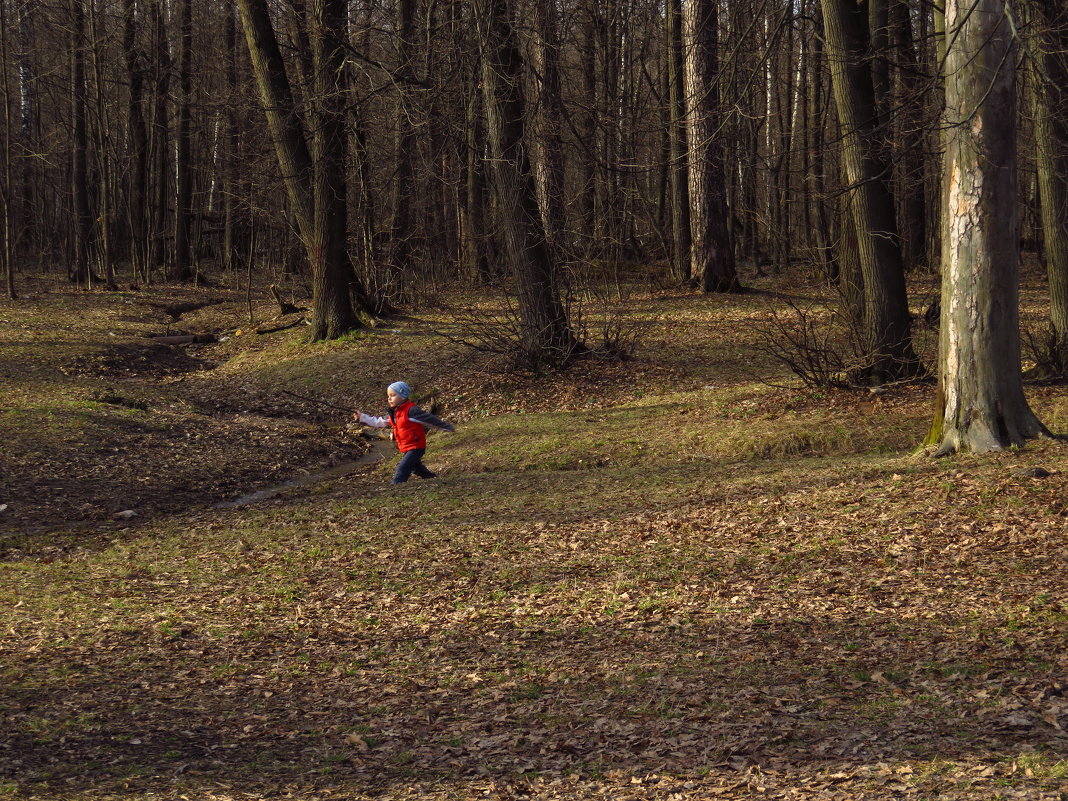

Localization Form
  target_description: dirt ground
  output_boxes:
[0,278,373,539]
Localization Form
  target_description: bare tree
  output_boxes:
[664,0,690,282]
[476,0,580,369]
[925,0,1049,454]
[171,0,193,281]
[69,0,93,285]
[1,0,14,298]
[237,0,373,339]
[1024,2,1068,373]
[820,0,919,382]
[682,0,739,292]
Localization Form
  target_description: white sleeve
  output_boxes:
[358,412,389,428]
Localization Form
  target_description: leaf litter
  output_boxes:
[2,279,1068,800]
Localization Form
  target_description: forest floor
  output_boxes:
[2,269,1068,801]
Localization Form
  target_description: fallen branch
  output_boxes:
[256,318,307,335]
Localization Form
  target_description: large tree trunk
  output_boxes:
[477,0,579,370]
[238,0,371,338]
[1026,3,1068,372]
[925,0,1048,455]
[682,0,738,293]
[528,0,568,266]
[307,0,360,339]
[237,0,313,236]
[821,0,919,382]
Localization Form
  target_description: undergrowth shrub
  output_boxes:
[753,295,866,388]
[435,273,646,372]
[755,291,936,388]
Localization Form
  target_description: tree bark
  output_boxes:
[1025,2,1068,371]
[665,0,691,282]
[238,0,371,338]
[683,0,738,293]
[171,0,193,281]
[890,0,927,273]
[147,0,170,279]
[307,0,360,339]
[69,0,93,285]
[222,2,241,274]
[388,0,416,291]
[528,0,568,266]
[926,0,1049,455]
[477,0,579,370]
[236,0,313,238]
[123,0,149,283]
[821,0,919,382]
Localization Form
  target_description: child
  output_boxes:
[354,381,454,485]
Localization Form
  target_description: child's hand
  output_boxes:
[352,410,362,422]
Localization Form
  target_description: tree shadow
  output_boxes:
[4,603,1065,797]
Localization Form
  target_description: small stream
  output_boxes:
[214,441,389,509]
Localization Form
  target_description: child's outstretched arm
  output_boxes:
[407,406,455,432]
[354,410,389,428]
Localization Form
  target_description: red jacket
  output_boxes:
[388,400,426,452]
[359,401,453,451]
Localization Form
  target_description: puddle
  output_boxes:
[214,441,389,508]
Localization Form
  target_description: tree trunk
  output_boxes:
[222,2,240,274]
[88,0,115,287]
[237,0,314,238]
[1026,3,1068,371]
[891,0,927,273]
[461,43,490,283]
[477,0,579,370]
[528,0,568,266]
[683,0,739,293]
[1,0,14,298]
[925,0,1048,455]
[389,0,416,292]
[821,0,918,382]
[123,0,149,283]
[238,0,372,338]
[171,0,193,281]
[69,0,93,285]
[147,0,170,279]
[665,0,691,282]
[307,0,360,339]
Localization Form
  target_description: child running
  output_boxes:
[354,381,454,485]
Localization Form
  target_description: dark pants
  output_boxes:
[392,448,436,484]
